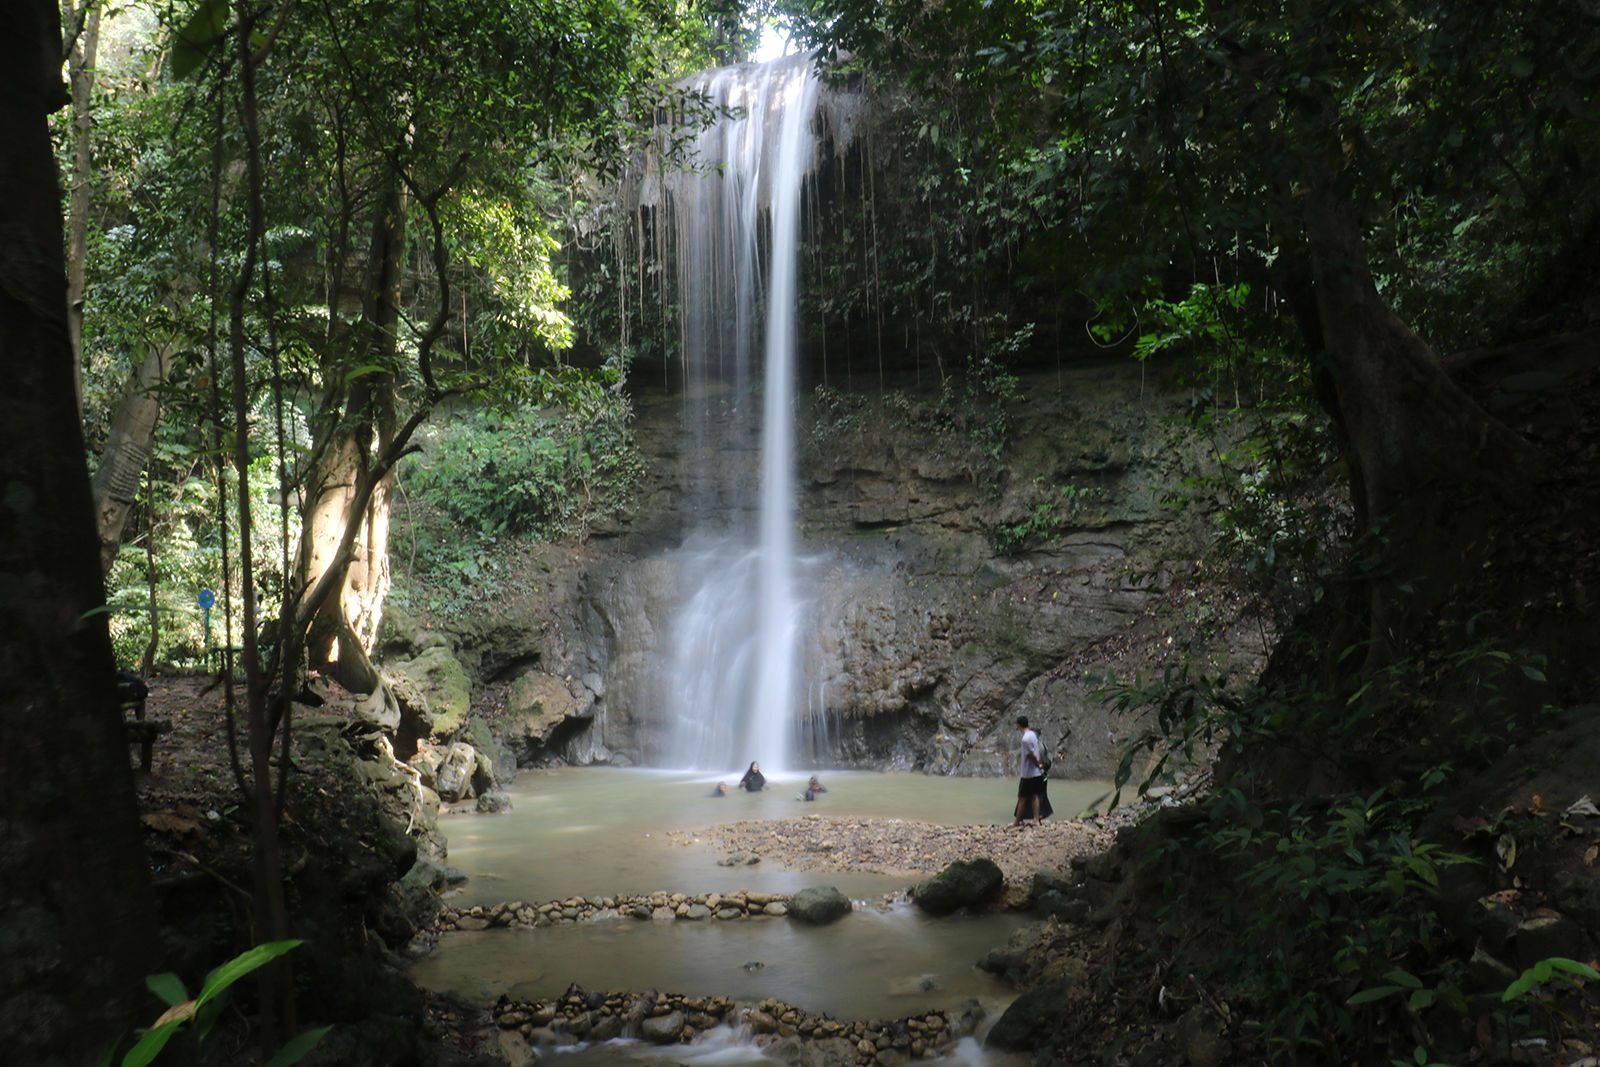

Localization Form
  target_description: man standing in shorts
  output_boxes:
[1013,715,1046,826]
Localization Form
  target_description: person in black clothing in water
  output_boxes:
[738,761,766,792]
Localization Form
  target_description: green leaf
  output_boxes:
[145,972,189,1007]
[1385,968,1423,989]
[1347,985,1404,1005]
[1502,956,1599,1001]
[119,1018,185,1067]
[171,0,231,81]
[1546,957,1600,979]
[264,1025,333,1067]
[195,939,305,1010]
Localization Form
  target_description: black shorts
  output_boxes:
[1017,776,1047,798]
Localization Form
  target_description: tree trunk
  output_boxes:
[225,5,296,1040]
[63,0,98,413]
[0,4,160,1062]
[89,337,175,574]
[300,176,405,693]
[1296,87,1540,671]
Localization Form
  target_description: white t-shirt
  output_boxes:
[1019,728,1043,779]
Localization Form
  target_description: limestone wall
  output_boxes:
[383,358,1269,779]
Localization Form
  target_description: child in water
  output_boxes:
[802,775,826,801]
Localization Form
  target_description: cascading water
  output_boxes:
[653,55,821,775]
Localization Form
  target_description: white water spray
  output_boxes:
[656,55,821,775]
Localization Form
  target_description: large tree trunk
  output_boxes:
[300,176,405,693]
[1296,88,1539,671]
[0,4,160,1062]
[89,335,177,574]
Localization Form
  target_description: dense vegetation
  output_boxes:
[770,2,1600,1062]
[6,0,1599,1062]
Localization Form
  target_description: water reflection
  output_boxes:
[414,767,1109,1028]
[410,905,1023,1021]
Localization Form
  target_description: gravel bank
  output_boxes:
[669,811,1135,887]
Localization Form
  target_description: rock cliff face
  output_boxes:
[384,358,1268,780]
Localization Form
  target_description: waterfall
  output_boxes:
[654,55,821,775]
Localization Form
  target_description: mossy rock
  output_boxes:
[912,857,1003,916]
[503,671,589,746]
[787,886,852,925]
[461,714,517,785]
[387,646,472,738]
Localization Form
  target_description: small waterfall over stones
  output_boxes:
[644,55,822,773]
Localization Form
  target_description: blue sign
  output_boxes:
[198,589,215,609]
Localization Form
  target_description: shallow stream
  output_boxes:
[409,770,1107,1027]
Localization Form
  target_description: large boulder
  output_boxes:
[411,740,486,803]
[502,670,594,761]
[984,977,1075,1052]
[639,1010,685,1044]
[475,790,513,813]
[386,646,472,738]
[787,886,853,926]
[912,857,1003,916]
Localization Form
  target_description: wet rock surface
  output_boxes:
[786,885,853,925]
[911,857,1003,916]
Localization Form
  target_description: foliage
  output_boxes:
[1100,626,1549,817]
[795,0,1600,351]
[1503,957,1600,1003]
[1351,954,1600,1066]
[1089,610,1563,1058]
[99,940,327,1067]
[990,478,1098,555]
[1144,790,1472,1061]
[1164,403,1350,631]
[1102,282,1293,412]
[795,83,1082,395]
[401,375,641,541]
[387,520,505,619]
[805,324,1025,469]
[943,332,1025,461]
[105,433,296,672]
[1087,278,1352,630]
[805,383,872,447]
[446,186,574,364]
